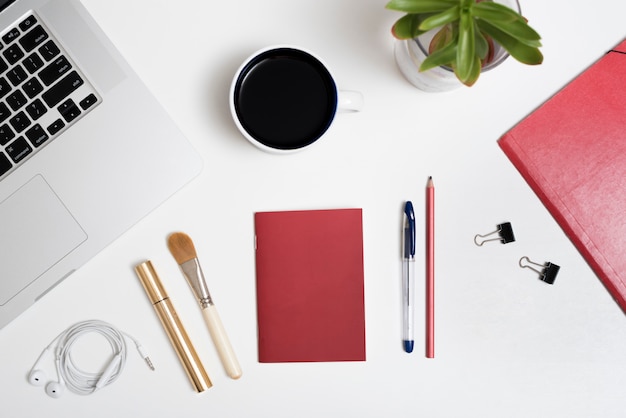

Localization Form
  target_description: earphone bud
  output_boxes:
[27,347,51,386]
[44,357,65,398]
[45,380,64,398]
[28,369,47,386]
[28,346,66,398]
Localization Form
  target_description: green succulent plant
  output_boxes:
[386,0,543,86]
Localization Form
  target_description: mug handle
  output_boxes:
[337,90,363,112]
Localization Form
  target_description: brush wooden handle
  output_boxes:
[202,305,242,379]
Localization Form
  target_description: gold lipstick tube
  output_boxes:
[135,260,212,392]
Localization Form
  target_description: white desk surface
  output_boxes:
[3,0,626,416]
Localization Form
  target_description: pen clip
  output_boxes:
[404,201,416,258]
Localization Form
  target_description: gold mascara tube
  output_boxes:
[134,260,212,392]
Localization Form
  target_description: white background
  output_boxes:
[2,0,626,416]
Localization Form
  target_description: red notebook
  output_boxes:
[254,209,366,362]
[498,39,626,312]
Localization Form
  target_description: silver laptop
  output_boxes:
[0,0,203,329]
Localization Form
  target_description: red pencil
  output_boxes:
[426,177,435,358]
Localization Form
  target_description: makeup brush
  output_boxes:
[167,232,242,380]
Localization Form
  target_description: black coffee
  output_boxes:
[233,48,337,150]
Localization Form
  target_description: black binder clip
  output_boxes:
[474,222,516,246]
[519,256,560,285]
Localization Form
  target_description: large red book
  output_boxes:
[498,39,626,312]
[254,209,366,362]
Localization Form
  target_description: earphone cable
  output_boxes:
[52,320,154,395]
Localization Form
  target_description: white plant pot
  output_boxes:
[393,0,521,92]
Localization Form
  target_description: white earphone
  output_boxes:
[44,357,65,398]
[27,320,153,398]
[28,346,65,398]
[27,347,51,386]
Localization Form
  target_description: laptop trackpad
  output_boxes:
[0,175,87,305]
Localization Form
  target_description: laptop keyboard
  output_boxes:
[0,12,100,180]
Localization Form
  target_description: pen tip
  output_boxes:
[403,340,414,353]
[167,232,198,264]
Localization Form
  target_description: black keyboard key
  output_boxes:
[42,70,83,107]
[39,56,71,86]
[0,152,11,176]
[9,111,31,133]
[0,56,7,73]
[79,93,98,110]
[23,77,43,98]
[18,25,48,52]
[7,90,27,111]
[19,16,38,32]
[23,53,44,73]
[5,136,32,163]
[2,28,20,45]
[0,123,14,145]
[3,43,24,65]
[7,65,27,86]
[25,99,47,120]
[38,40,59,61]
[0,77,11,99]
[25,124,48,147]
[0,102,10,123]
[47,118,64,135]
[58,99,81,122]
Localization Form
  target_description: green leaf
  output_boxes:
[418,5,460,31]
[428,25,454,54]
[477,19,543,65]
[474,25,489,60]
[456,54,481,86]
[391,14,430,39]
[455,7,475,82]
[476,11,542,46]
[472,2,522,23]
[420,40,457,71]
[386,0,458,13]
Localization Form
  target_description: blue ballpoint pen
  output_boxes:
[402,201,416,353]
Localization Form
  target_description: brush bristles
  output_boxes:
[167,232,197,264]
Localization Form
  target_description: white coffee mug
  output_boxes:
[230,45,363,153]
